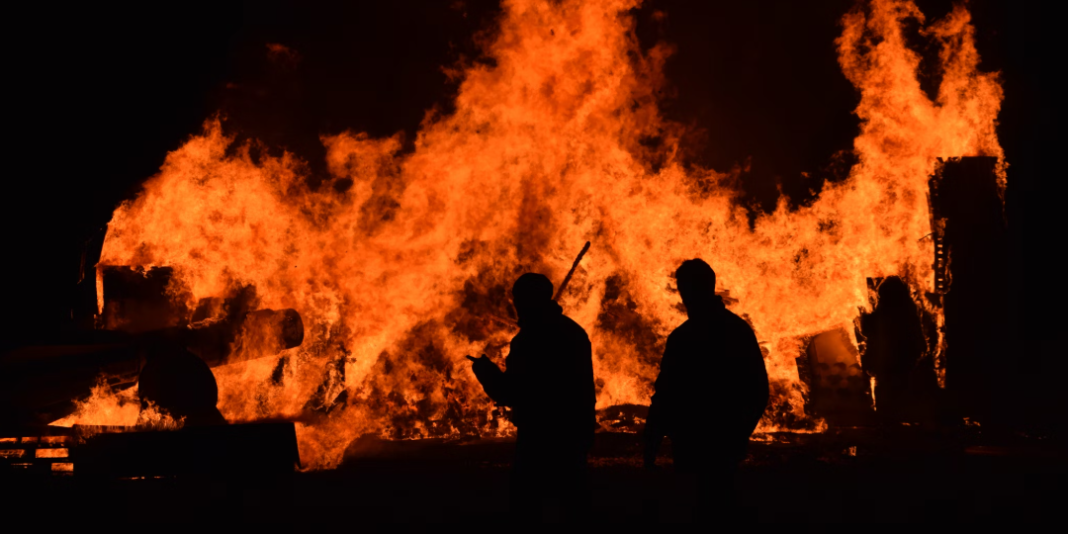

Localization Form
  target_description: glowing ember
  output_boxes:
[65,0,1002,469]
[35,448,69,459]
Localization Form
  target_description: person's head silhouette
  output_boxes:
[512,272,555,322]
[675,259,719,317]
[876,276,912,308]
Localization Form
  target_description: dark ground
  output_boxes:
[3,427,1064,523]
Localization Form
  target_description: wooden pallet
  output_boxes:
[2,422,299,479]
[0,431,75,475]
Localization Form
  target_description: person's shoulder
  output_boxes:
[667,319,697,341]
[670,319,694,334]
[724,310,757,335]
[510,327,534,349]
[559,313,591,339]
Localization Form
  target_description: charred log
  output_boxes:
[182,308,305,367]
[99,266,192,332]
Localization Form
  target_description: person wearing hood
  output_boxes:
[643,259,768,513]
[468,272,595,521]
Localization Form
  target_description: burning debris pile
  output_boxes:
[55,0,1003,469]
[1,270,303,428]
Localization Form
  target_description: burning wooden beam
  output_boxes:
[553,240,591,302]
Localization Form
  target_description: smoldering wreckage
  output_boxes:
[1,0,1063,523]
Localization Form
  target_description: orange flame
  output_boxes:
[79,0,1003,469]
[51,381,185,431]
[51,381,141,428]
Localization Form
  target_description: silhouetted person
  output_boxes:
[860,277,936,423]
[139,343,227,426]
[468,273,595,522]
[644,259,768,515]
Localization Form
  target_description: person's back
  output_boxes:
[861,277,933,422]
[504,308,595,456]
[645,259,769,473]
[656,308,768,467]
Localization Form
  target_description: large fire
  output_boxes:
[65,0,1003,469]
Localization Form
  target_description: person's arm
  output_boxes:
[910,310,928,359]
[581,332,597,430]
[742,325,770,426]
[643,402,665,468]
[468,354,513,406]
[643,334,677,468]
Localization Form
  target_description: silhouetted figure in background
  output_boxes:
[139,343,227,426]
[644,259,768,515]
[468,273,595,522]
[860,277,937,424]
